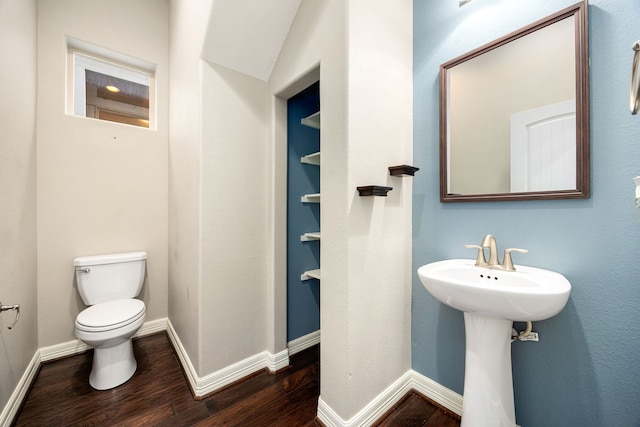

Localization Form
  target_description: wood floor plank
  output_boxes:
[197,380,287,426]
[70,401,176,427]
[154,402,211,427]
[374,392,438,427]
[203,369,279,413]
[424,410,462,427]
[279,362,318,394]
[267,383,320,426]
[233,379,319,427]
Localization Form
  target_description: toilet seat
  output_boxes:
[76,299,146,333]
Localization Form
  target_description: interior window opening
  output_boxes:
[67,41,155,129]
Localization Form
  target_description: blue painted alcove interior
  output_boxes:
[412,1,640,426]
[287,82,320,342]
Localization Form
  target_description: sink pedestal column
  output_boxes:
[462,312,516,427]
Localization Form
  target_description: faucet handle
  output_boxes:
[502,248,528,271]
[465,244,487,266]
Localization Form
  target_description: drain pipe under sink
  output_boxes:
[511,321,533,342]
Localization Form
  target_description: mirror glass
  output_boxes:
[440,2,589,202]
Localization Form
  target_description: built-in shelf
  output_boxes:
[357,186,393,197]
[389,165,420,177]
[301,193,321,203]
[301,232,321,242]
[299,110,320,283]
[301,111,320,129]
[301,151,321,166]
[301,269,321,281]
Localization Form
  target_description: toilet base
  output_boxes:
[89,339,137,390]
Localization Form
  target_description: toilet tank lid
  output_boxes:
[74,251,147,267]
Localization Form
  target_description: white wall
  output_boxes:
[342,0,413,418]
[200,62,270,373]
[269,0,413,420]
[0,0,38,414]
[169,0,271,377]
[168,0,212,375]
[36,0,169,347]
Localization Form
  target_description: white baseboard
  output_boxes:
[39,339,91,362]
[317,370,464,427]
[287,329,320,355]
[317,371,414,427]
[267,348,290,372]
[164,319,203,395]
[408,370,463,416]
[317,397,348,427]
[135,317,168,337]
[0,351,40,427]
[165,319,288,398]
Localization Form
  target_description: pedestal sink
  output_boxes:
[417,259,571,427]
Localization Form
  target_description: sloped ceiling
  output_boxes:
[201,0,302,81]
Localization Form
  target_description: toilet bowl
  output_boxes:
[75,299,146,390]
[73,252,147,390]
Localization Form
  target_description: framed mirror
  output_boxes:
[440,2,589,202]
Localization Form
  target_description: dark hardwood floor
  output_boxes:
[14,332,460,426]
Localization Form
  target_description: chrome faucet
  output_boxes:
[465,234,528,272]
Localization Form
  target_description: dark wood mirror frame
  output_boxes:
[440,1,589,202]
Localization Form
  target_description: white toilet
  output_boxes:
[74,251,147,390]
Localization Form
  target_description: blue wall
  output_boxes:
[287,82,321,342]
[412,1,640,425]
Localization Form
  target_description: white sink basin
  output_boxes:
[417,259,571,321]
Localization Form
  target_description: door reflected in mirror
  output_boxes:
[440,1,589,202]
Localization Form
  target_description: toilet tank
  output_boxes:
[74,251,147,305]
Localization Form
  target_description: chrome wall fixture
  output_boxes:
[0,303,20,329]
[630,40,640,114]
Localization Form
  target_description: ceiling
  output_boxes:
[201,0,302,81]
